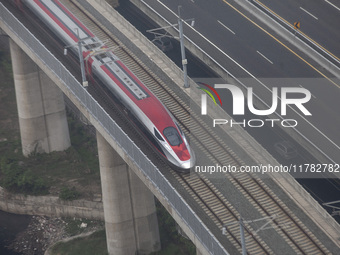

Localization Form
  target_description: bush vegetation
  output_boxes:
[0,157,48,195]
[150,201,196,255]
[51,230,108,255]
[59,186,80,201]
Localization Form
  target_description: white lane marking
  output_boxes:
[155,0,258,78]
[325,0,340,12]
[299,84,316,99]
[299,7,319,20]
[256,51,273,64]
[154,0,340,156]
[217,20,236,35]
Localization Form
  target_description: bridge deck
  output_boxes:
[1,0,339,254]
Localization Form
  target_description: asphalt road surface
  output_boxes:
[142,0,340,165]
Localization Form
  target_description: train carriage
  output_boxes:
[19,0,195,170]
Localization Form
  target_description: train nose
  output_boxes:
[180,154,196,169]
[181,161,191,169]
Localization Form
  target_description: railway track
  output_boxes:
[18,0,333,253]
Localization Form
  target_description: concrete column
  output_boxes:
[129,168,161,254]
[97,131,160,255]
[9,39,70,156]
[97,131,137,255]
[107,0,119,8]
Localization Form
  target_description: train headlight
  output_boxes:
[181,161,192,169]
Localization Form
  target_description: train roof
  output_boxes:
[22,0,193,167]
[100,57,175,131]
[32,0,94,42]
[96,53,190,161]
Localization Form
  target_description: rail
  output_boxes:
[0,3,228,255]
[134,0,339,166]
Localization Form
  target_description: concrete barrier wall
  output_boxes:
[129,0,338,166]
[86,0,186,86]
[0,5,228,255]
[91,0,340,246]
[0,187,104,220]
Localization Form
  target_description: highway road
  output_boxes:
[140,0,340,165]
[253,0,340,60]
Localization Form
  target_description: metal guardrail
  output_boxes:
[129,0,340,241]
[249,0,340,69]
[136,0,338,165]
[0,3,228,255]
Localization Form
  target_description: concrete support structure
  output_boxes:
[97,131,160,255]
[9,40,70,156]
[128,166,161,254]
[107,0,119,8]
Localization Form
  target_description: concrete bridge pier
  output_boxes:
[106,0,119,8]
[96,131,160,255]
[197,248,206,255]
[128,165,161,253]
[9,39,70,156]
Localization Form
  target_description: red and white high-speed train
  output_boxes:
[18,0,195,170]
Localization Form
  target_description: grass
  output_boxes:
[51,230,108,255]
[151,243,191,255]
[50,201,195,255]
[0,50,22,161]
[152,200,196,255]
[0,115,101,197]
[63,218,104,237]
[0,46,195,255]
[0,48,101,198]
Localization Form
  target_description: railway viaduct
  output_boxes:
[1,0,340,254]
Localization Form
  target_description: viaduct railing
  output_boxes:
[0,3,228,255]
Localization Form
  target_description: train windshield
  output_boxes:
[163,127,182,146]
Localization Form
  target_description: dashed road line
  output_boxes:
[254,0,340,63]
[325,0,340,12]
[299,7,319,20]
[217,20,235,35]
[256,50,273,64]
[154,0,340,157]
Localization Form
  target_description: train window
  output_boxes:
[154,128,164,141]
[95,53,107,60]
[163,127,182,146]
[85,43,98,50]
